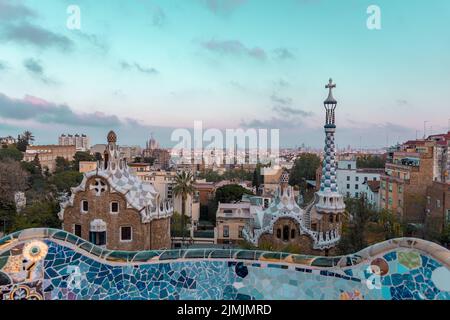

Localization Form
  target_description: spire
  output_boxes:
[324,78,337,104]
[324,78,337,126]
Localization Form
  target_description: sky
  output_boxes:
[0,0,449,148]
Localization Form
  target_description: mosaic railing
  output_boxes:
[1,228,449,300]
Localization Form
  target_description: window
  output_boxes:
[355,184,359,190]
[355,177,359,182]
[329,215,334,223]
[74,224,82,237]
[436,200,441,208]
[89,231,106,246]
[336,215,340,223]
[110,201,119,214]
[399,186,403,194]
[120,226,132,242]
[347,164,351,170]
[427,196,431,205]
[355,192,359,198]
[446,210,450,225]
[373,177,377,181]
[346,176,350,181]
[238,226,244,239]
[276,228,281,238]
[346,192,350,198]
[81,200,89,213]
[223,225,229,238]
[388,184,393,192]
[290,228,296,239]
[282,226,289,241]
[347,184,350,189]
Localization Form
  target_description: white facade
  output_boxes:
[336,160,381,199]
[59,134,90,151]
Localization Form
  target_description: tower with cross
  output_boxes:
[314,78,345,234]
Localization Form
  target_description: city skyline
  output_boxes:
[1,0,450,148]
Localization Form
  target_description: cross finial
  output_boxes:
[324,78,337,105]
[325,78,336,91]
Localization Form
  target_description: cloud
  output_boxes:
[396,99,409,107]
[0,92,121,127]
[120,61,159,75]
[273,105,313,117]
[0,0,73,51]
[199,0,247,15]
[241,94,313,129]
[0,60,8,70]
[273,79,290,88]
[0,0,36,21]
[23,58,58,85]
[200,39,267,60]
[270,94,292,106]
[273,48,295,60]
[72,30,108,53]
[151,5,166,27]
[1,21,73,51]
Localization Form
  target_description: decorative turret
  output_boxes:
[279,168,290,193]
[315,79,345,214]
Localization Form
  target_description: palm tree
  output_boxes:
[172,171,195,246]
[23,131,35,144]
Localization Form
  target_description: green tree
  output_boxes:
[55,156,72,173]
[440,225,450,248]
[72,151,96,171]
[11,200,60,231]
[173,171,195,245]
[16,131,34,152]
[198,169,222,182]
[214,184,253,204]
[378,209,403,240]
[338,196,375,255]
[289,153,321,186]
[143,157,155,165]
[170,211,190,237]
[0,145,23,162]
[50,171,83,193]
[356,155,386,169]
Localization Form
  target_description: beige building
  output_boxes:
[425,181,450,234]
[215,202,253,244]
[380,140,436,223]
[79,161,98,173]
[24,145,76,172]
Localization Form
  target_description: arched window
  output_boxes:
[283,226,289,241]
[329,214,334,223]
[336,214,340,223]
[290,228,296,239]
[276,228,281,239]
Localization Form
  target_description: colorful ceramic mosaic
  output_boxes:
[1,228,449,300]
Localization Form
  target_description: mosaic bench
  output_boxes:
[1,228,449,300]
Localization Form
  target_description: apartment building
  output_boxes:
[24,145,76,172]
[379,140,436,222]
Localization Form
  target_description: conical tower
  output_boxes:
[315,79,345,214]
